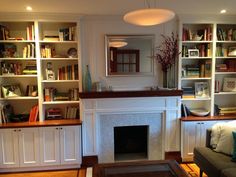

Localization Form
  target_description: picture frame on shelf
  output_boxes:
[228,47,236,57]
[223,78,236,92]
[1,85,22,98]
[188,49,199,58]
[195,82,210,98]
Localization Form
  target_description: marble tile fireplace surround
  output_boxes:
[79,90,182,163]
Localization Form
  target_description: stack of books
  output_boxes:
[219,107,236,115]
[182,86,195,99]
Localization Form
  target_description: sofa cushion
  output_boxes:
[215,123,236,155]
[210,122,226,149]
[232,131,236,161]
[194,147,236,177]
[221,168,236,177]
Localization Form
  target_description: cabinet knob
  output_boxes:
[14,129,17,132]
[60,128,63,130]
[18,129,21,132]
[56,128,59,130]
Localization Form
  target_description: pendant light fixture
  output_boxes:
[123,0,175,26]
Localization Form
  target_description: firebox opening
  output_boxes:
[114,125,148,161]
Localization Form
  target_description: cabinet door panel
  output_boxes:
[60,126,81,165]
[18,128,40,167]
[0,129,19,168]
[182,122,199,161]
[40,127,60,166]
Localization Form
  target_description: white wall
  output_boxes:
[80,15,178,91]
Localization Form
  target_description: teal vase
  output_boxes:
[85,65,92,92]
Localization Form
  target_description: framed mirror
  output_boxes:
[105,35,154,76]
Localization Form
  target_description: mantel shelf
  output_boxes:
[79,90,183,99]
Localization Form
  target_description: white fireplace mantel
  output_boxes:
[80,91,182,163]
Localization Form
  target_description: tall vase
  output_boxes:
[163,71,168,88]
[84,65,92,92]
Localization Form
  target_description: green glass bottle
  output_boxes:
[85,65,92,92]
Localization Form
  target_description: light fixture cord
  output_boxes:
[144,0,157,8]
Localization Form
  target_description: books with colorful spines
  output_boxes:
[28,105,38,122]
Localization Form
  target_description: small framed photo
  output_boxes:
[195,82,210,98]
[223,78,236,92]
[228,47,236,57]
[1,85,22,98]
[188,49,199,58]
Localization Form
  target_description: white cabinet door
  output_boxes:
[182,121,200,161]
[39,127,60,166]
[0,129,19,168]
[18,128,40,167]
[59,126,81,165]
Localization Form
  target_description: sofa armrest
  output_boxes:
[206,129,212,148]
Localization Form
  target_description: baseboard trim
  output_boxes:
[165,151,182,163]
[82,156,98,167]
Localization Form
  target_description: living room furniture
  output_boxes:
[181,117,234,162]
[194,129,236,177]
[93,160,188,177]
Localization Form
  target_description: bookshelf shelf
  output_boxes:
[215,57,236,59]
[0,58,36,61]
[182,41,213,44]
[39,40,78,44]
[0,40,36,43]
[42,80,79,83]
[214,92,236,95]
[181,77,211,80]
[0,75,37,78]
[0,96,39,100]
[181,57,212,60]
[40,58,78,61]
[43,101,80,105]
[216,41,236,43]
[215,72,236,75]
[181,97,211,101]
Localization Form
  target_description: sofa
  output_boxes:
[194,129,236,177]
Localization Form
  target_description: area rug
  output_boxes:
[180,163,207,177]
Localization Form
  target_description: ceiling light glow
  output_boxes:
[220,9,226,14]
[26,6,32,11]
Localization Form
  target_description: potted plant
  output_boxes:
[153,32,180,88]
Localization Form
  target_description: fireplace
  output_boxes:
[114,125,148,161]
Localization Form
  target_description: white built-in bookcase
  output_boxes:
[179,20,236,117]
[0,17,82,123]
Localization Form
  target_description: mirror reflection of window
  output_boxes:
[105,35,154,76]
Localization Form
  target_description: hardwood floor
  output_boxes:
[0,164,206,177]
[0,168,86,177]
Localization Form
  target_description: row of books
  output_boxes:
[57,64,78,80]
[0,24,34,41]
[217,28,236,41]
[40,44,55,58]
[182,44,211,57]
[1,62,22,75]
[45,106,79,120]
[216,44,228,57]
[42,26,76,42]
[216,60,236,72]
[44,87,79,102]
[182,86,195,99]
[0,25,10,40]
[182,27,212,41]
[28,105,39,122]
[59,27,76,41]
[23,43,35,58]
[26,25,35,41]
[182,61,211,78]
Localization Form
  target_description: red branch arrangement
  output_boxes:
[154,32,180,72]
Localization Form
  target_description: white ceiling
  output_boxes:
[0,0,236,16]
